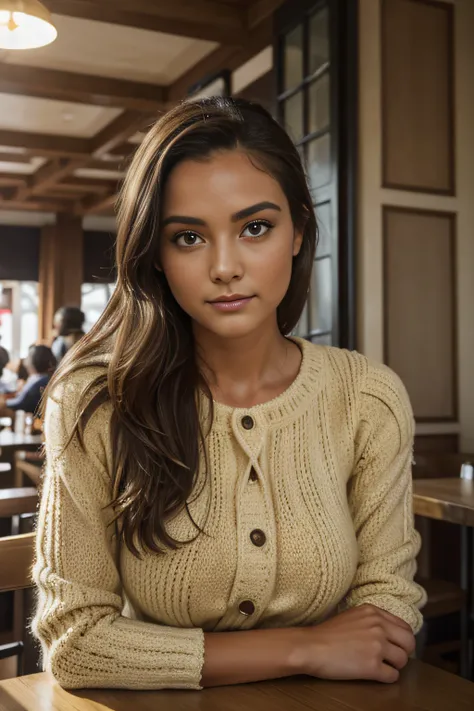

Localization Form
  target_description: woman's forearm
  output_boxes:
[201,627,304,687]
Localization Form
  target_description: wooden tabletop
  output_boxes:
[0,432,43,454]
[1,662,473,711]
[413,478,474,527]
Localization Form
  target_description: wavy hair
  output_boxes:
[43,97,318,556]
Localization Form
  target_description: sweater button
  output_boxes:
[250,529,266,547]
[241,415,254,430]
[239,600,255,616]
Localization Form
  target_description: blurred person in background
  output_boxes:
[51,306,86,363]
[1,344,56,414]
[0,341,11,394]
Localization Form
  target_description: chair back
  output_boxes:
[0,532,35,593]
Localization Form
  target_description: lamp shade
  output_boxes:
[0,0,57,49]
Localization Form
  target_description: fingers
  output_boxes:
[376,663,400,684]
[373,607,413,633]
[382,642,409,671]
[384,623,416,656]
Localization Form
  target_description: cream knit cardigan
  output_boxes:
[32,339,425,690]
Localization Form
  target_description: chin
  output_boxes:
[193,313,268,341]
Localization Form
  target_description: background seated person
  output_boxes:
[2,345,56,415]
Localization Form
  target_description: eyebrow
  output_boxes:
[162,201,281,228]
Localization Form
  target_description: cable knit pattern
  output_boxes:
[32,339,425,690]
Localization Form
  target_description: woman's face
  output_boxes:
[159,150,303,341]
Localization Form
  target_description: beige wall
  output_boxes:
[358,0,474,450]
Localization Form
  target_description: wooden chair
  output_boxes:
[14,452,43,489]
[413,453,472,673]
[0,488,38,519]
[0,532,35,677]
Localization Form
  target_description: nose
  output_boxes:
[209,238,244,284]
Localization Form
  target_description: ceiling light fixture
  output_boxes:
[0,0,57,50]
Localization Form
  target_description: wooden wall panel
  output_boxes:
[381,0,455,194]
[38,215,83,342]
[384,207,457,421]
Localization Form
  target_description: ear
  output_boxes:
[292,228,303,257]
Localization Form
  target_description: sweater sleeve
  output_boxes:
[31,371,205,690]
[341,361,426,633]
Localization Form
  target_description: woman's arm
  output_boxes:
[341,361,426,631]
[5,379,39,412]
[32,369,204,690]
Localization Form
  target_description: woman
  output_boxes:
[51,306,86,363]
[32,98,425,691]
[3,344,55,414]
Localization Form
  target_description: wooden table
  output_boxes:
[0,433,42,457]
[1,661,473,711]
[413,478,474,679]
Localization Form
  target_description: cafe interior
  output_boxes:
[0,0,473,709]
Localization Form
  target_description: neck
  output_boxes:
[193,320,301,408]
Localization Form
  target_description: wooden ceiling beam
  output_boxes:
[247,0,284,29]
[0,196,75,213]
[90,111,153,157]
[85,158,126,171]
[47,0,245,44]
[0,152,31,164]
[79,191,117,215]
[0,173,28,187]
[7,111,144,203]
[55,177,119,194]
[0,131,90,158]
[15,158,86,200]
[0,64,166,112]
[166,17,273,102]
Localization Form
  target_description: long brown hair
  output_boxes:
[44,97,317,556]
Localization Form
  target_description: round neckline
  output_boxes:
[209,336,311,416]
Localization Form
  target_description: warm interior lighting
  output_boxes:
[0,0,57,50]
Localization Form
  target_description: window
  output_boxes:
[81,283,115,332]
[276,0,357,349]
[0,281,39,360]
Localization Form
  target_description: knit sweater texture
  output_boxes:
[32,339,425,690]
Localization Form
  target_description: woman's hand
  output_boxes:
[295,604,416,684]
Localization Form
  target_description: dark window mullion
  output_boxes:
[277,62,330,103]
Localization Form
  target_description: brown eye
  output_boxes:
[242,221,272,239]
[174,231,203,247]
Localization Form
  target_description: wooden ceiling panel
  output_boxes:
[46,0,244,44]
[0,0,276,215]
[0,64,166,112]
[4,16,218,85]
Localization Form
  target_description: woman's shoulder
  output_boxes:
[303,341,411,415]
[48,361,109,407]
[46,358,112,443]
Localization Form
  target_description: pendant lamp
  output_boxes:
[0,0,57,50]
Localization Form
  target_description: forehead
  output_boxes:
[162,150,286,215]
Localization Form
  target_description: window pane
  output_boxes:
[311,333,332,346]
[309,73,330,134]
[308,133,331,191]
[315,201,332,257]
[81,283,116,332]
[308,257,332,333]
[283,24,304,91]
[283,91,304,143]
[309,7,329,76]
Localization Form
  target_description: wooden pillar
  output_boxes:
[38,214,83,343]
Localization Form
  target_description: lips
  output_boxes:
[207,295,255,312]
[209,294,253,303]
